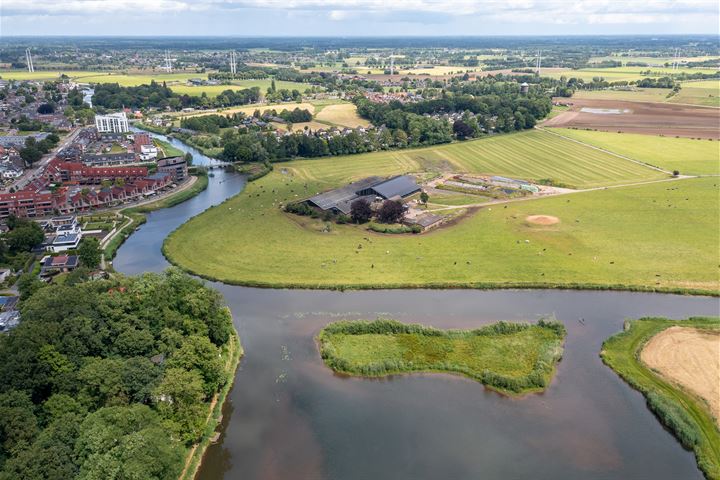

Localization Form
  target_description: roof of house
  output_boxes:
[307,176,382,211]
[52,233,80,245]
[368,175,420,199]
[43,255,79,268]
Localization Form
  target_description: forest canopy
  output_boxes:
[0,269,236,480]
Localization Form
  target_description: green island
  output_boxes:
[163,129,718,294]
[0,269,241,480]
[601,317,720,480]
[317,319,567,395]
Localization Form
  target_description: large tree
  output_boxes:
[377,200,405,224]
[350,198,372,224]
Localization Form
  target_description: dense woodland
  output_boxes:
[0,269,235,480]
[85,82,261,111]
[217,78,551,163]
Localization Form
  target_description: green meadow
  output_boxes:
[163,130,717,293]
[318,319,566,395]
[601,317,720,480]
[549,129,720,175]
[289,129,667,189]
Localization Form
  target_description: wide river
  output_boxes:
[115,131,719,480]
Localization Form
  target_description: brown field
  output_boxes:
[640,326,720,423]
[526,215,560,225]
[542,98,720,139]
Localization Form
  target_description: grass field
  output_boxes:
[154,138,185,158]
[289,130,668,189]
[571,88,673,103]
[543,67,719,83]
[315,103,371,128]
[601,317,720,480]
[175,102,317,118]
[548,129,720,175]
[670,80,720,108]
[163,129,717,293]
[170,80,310,98]
[318,319,566,395]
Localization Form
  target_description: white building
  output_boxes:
[95,112,129,133]
[138,144,159,161]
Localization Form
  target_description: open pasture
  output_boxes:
[315,103,371,128]
[176,102,317,118]
[670,80,720,108]
[550,129,720,176]
[543,98,720,139]
[163,126,717,293]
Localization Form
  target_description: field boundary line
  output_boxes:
[536,126,673,175]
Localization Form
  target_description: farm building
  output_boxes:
[306,175,421,215]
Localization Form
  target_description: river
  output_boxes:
[115,131,719,480]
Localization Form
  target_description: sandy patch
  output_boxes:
[641,326,720,424]
[526,215,560,225]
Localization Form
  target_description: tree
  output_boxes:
[78,238,101,269]
[420,191,429,206]
[36,103,55,114]
[377,200,405,224]
[17,273,44,300]
[453,119,474,139]
[350,198,372,224]
[184,152,193,166]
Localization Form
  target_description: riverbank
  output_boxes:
[601,317,720,480]
[104,173,208,259]
[318,318,566,396]
[161,140,718,295]
[180,329,243,480]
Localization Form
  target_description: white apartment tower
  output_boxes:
[94,112,129,133]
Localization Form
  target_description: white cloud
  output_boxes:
[3,0,718,27]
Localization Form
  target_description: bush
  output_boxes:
[284,202,313,216]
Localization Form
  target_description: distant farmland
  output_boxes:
[550,129,720,176]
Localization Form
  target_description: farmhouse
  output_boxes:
[306,175,420,215]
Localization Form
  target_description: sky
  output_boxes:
[1,0,719,36]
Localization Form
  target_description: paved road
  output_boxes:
[3,126,81,193]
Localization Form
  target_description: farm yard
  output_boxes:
[163,124,718,293]
[543,98,720,139]
[550,129,720,176]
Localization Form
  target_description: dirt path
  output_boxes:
[425,175,693,213]
[641,326,720,424]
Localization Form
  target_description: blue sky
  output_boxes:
[2,0,718,36]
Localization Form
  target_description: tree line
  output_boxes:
[0,269,236,480]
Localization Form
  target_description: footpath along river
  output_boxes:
[114,131,718,480]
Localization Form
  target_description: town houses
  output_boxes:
[0,158,176,219]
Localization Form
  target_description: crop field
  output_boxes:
[176,102,316,118]
[318,319,566,395]
[543,98,720,139]
[571,88,673,103]
[601,317,720,479]
[670,80,720,107]
[164,129,717,292]
[287,130,667,188]
[550,129,720,175]
[170,79,310,97]
[315,103,371,128]
[543,67,719,83]
[589,55,720,65]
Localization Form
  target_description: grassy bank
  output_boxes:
[318,318,566,395]
[601,317,720,479]
[154,138,186,158]
[104,173,208,259]
[180,329,243,480]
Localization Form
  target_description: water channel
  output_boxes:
[114,130,719,480]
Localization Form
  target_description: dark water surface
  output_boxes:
[114,135,719,480]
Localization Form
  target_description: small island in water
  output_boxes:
[318,319,566,395]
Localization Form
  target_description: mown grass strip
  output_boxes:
[600,317,720,480]
[318,318,567,395]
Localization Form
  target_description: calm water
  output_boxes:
[115,133,720,480]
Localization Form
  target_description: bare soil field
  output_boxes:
[640,326,720,423]
[526,215,560,225]
[543,98,720,139]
